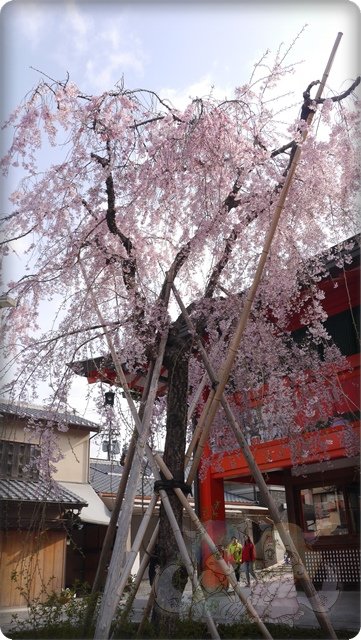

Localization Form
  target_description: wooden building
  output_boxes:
[0,404,110,607]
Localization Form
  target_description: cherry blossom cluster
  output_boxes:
[0,44,359,476]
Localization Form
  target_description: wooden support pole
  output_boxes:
[184,383,213,469]
[154,453,273,640]
[186,32,343,488]
[90,430,138,593]
[79,263,173,639]
[120,522,159,625]
[111,493,159,606]
[81,265,221,640]
[171,283,338,639]
[154,482,220,639]
[93,331,170,639]
[136,585,156,638]
[82,429,139,635]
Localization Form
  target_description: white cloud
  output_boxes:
[10,1,49,49]
[160,73,234,110]
[6,1,147,94]
[64,1,94,53]
[83,42,146,92]
[53,3,148,92]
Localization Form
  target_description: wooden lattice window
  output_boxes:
[0,440,40,480]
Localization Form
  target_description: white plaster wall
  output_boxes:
[54,429,90,482]
[1,417,90,483]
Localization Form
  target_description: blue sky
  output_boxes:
[1,0,360,279]
[1,1,360,235]
[0,0,360,122]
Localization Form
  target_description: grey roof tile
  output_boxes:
[0,478,88,506]
[224,490,255,504]
[89,459,154,496]
[89,459,258,506]
[0,401,100,432]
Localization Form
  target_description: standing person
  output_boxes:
[227,535,243,582]
[242,535,258,587]
[148,544,160,587]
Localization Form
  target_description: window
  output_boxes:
[324,306,360,356]
[301,484,359,538]
[292,305,360,358]
[347,485,360,534]
[0,440,40,480]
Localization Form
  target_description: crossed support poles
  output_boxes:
[81,263,272,640]
[80,32,343,640]
[81,270,337,640]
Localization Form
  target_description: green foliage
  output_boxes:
[11,615,356,640]
[112,620,360,639]
[7,578,356,640]
[10,581,96,639]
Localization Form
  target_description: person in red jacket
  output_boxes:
[241,535,258,587]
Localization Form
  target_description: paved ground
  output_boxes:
[1,571,360,638]
[138,573,360,634]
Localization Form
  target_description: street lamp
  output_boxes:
[0,295,16,308]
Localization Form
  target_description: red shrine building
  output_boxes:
[74,235,360,590]
[199,235,360,589]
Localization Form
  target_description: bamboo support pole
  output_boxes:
[183,373,210,466]
[129,443,221,639]
[95,430,154,637]
[94,338,170,638]
[142,443,274,639]
[186,32,343,488]
[90,429,138,592]
[171,283,338,639]
[82,429,139,635]
[81,266,220,639]
[136,584,156,638]
[120,522,159,624]
[184,383,214,468]
[187,372,208,422]
[90,358,161,604]
[154,453,273,639]
[153,479,220,639]
[80,264,174,639]
[111,494,159,605]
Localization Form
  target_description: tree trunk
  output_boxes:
[151,335,190,636]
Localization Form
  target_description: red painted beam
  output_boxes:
[210,420,360,480]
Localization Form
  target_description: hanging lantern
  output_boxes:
[104,390,115,406]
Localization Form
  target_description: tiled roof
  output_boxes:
[89,459,260,507]
[0,478,88,506]
[89,459,154,496]
[0,401,100,432]
[224,490,255,505]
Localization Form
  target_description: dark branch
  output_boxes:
[316,75,361,105]
[271,76,361,158]
[205,228,239,299]
[159,240,193,302]
[223,168,243,210]
[90,152,110,168]
[0,225,38,246]
[104,173,137,290]
[90,149,138,291]
[271,141,295,158]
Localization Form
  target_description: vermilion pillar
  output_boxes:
[197,441,227,591]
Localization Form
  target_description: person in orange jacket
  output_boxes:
[241,535,258,587]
